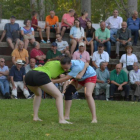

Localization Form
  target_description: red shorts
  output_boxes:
[73,76,97,86]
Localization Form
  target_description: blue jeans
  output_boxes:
[110,28,118,42]
[94,41,111,56]
[131,29,139,45]
[0,79,10,95]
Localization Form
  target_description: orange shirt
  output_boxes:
[45,15,59,27]
[11,48,29,61]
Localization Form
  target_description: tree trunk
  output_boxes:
[81,0,91,19]
[0,4,2,23]
[127,0,137,17]
[39,0,45,21]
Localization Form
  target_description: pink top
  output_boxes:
[72,50,90,63]
[61,13,74,27]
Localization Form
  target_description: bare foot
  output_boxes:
[64,116,70,120]
[91,119,97,123]
[33,118,43,121]
[59,120,72,124]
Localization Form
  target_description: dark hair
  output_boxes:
[81,11,88,16]
[85,21,95,36]
[32,11,38,16]
[74,19,81,30]
[24,19,30,25]
[74,13,78,20]
[56,33,61,36]
[125,45,133,53]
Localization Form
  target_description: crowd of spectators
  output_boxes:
[0,9,140,101]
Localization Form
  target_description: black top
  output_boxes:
[85,28,95,38]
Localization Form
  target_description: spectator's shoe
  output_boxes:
[106,98,109,101]
[27,95,34,99]
[41,40,46,43]
[72,92,79,99]
[11,95,18,99]
[46,40,51,43]
[4,93,11,99]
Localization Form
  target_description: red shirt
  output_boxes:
[31,16,38,29]
[30,48,45,64]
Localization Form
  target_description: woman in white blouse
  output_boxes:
[120,46,138,74]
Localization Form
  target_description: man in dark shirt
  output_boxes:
[10,59,32,99]
[0,16,20,49]
[116,22,132,58]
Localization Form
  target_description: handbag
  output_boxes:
[126,54,133,71]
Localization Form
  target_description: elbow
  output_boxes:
[76,75,82,79]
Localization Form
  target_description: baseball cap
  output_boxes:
[52,42,57,47]
[16,59,24,65]
[79,42,85,47]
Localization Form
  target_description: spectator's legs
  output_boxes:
[0,80,5,96]
[46,26,50,40]
[93,41,98,52]
[89,40,94,56]
[116,41,121,56]
[104,41,111,56]
[15,39,20,49]
[11,82,18,97]
[104,83,110,99]
[24,39,29,49]
[56,27,60,34]
[37,28,43,40]
[30,38,35,46]
[95,83,100,96]
[84,82,97,123]
[131,29,139,45]
[65,50,71,57]
[3,79,10,94]
[110,84,118,98]
[18,81,30,98]
[127,42,132,46]
[70,39,77,56]
[110,28,117,43]
[6,38,14,50]
[122,84,130,99]
[122,67,129,75]
[61,27,66,37]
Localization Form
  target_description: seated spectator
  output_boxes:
[61,9,75,37]
[21,19,35,49]
[30,41,46,65]
[56,33,70,57]
[12,41,29,66]
[92,43,109,69]
[116,22,132,58]
[79,11,90,29]
[120,46,138,74]
[127,11,140,46]
[85,21,95,56]
[0,58,11,99]
[70,19,85,56]
[94,62,110,101]
[110,64,129,101]
[31,11,46,43]
[0,16,20,49]
[45,10,60,43]
[129,63,140,101]
[73,42,90,63]
[10,59,33,99]
[105,9,123,44]
[46,42,62,61]
[25,58,37,73]
[94,21,111,56]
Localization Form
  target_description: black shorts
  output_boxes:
[61,26,70,33]
[25,70,51,86]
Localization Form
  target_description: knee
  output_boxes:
[95,84,100,89]
[24,39,29,43]
[85,93,92,98]
[62,27,66,31]
[116,41,120,45]
[106,84,110,88]
[46,26,50,30]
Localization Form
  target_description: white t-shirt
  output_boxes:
[56,40,69,51]
[92,51,109,67]
[120,54,138,68]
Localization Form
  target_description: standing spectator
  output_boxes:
[70,19,85,56]
[105,9,123,43]
[45,10,60,43]
[25,58,37,73]
[56,33,70,57]
[79,11,90,29]
[61,9,75,37]
[12,41,29,66]
[129,63,140,101]
[92,43,109,69]
[21,19,35,49]
[31,11,46,43]
[110,64,129,101]
[127,11,140,46]
[46,42,62,61]
[85,21,95,56]
[0,16,20,49]
[94,62,110,101]
[30,42,46,65]
[120,46,138,74]
[116,22,132,58]
[10,60,32,99]
[0,58,11,99]
[95,21,111,56]
[72,42,90,63]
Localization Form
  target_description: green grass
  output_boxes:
[0,99,140,140]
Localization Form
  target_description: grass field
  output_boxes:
[0,99,140,140]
